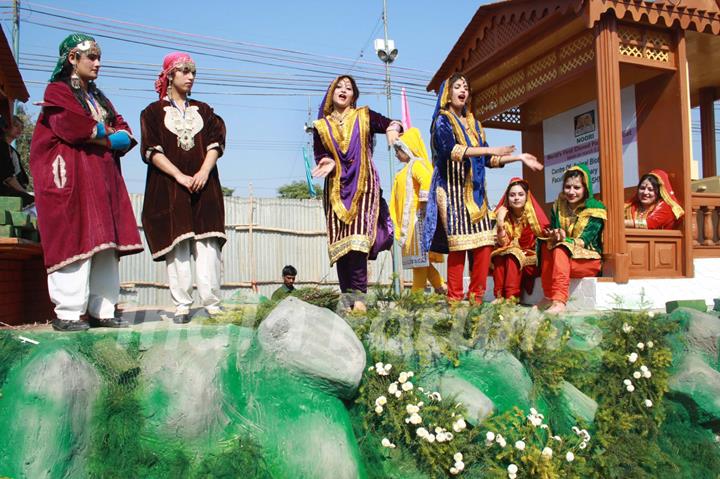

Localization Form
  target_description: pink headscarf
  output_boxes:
[155,52,195,99]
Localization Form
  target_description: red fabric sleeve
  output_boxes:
[647,201,679,229]
[42,82,97,145]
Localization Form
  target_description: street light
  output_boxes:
[374,39,398,64]
[375,2,403,295]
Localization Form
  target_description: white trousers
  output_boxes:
[166,237,222,314]
[47,249,119,321]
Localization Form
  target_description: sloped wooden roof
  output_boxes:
[429,0,720,92]
[0,26,29,103]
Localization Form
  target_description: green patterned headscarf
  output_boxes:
[50,33,100,82]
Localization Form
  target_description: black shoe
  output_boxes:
[173,313,191,324]
[88,316,130,328]
[52,318,90,332]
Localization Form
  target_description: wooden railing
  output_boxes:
[691,193,720,258]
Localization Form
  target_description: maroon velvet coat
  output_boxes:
[140,99,226,260]
[29,82,143,273]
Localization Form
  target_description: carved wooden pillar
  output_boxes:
[692,206,699,246]
[703,206,716,246]
[595,14,629,282]
[699,88,717,178]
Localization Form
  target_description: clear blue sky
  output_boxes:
[2,0,714,200]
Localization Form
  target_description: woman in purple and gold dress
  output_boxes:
[312,75,402,310]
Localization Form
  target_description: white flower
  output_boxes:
[436,432,448,443]
[633,371,642,379]
[644,399,653,408]
[647,341,654,348]
[648,311,655,318]
[622,323,634,333]
[388,383,398,394]
[381,437,396,448]
[566,451,575,462]
[628,352,639,363]
[417,387,424,392]
[579,441,587,449]
[454,452,463,462]
[496,435,507,448]
[640,365,649,372]
[644,370,652,378]
[454,460,465,472]
[375,362,384,370]
[385,363,392,371]
[530,407,538,415]
[486,431,496,443]
[429,392,442,401]
[406,404,420,414]
[450,467,459,475]
[375,405,383,414]
[509,475,516,479]
[401,382,414,392]
[398,372,409,384]
[498,314,505,321]
[453,418,467,432]
[368,366,374,371]
[376,396,387,406]
[426,433,436,443]
[408,413,422,425]
[552,435,563,442]
[394,391,402,398]
[416,427,428,438]
[627,384,635,392]
[572,426,580,434]
[637,342,645,350]
[542,447,553,458]
[407,371,414,377]
[446,432,454,441]
[515,440,526,450]
[624,379,632,386]
[508,464,518,474]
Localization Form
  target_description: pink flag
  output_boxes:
[401,87,412,130]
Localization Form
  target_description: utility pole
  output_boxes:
[12,0,21,114]
[377,0,402,295]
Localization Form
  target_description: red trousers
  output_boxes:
[540,243,601,303]
[492,255,537,300]
[447,246,492,302]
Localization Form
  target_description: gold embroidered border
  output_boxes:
[491,246,537,268]
[653,174,685,219]
[314,107,370,224]
[448,230,495,251]
[328,234,372,264]
[552,241,601,260]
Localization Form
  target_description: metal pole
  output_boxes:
[383,0,402,295]
[12,0,20,115]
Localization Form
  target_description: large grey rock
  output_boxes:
[3,348,100,479]
[669,353,720,429]
[438,374,494,425]
[682,308,720,364]
[258,297,366,398]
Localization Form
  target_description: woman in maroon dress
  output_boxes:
[140,52,226,324]
[29,33,143,331]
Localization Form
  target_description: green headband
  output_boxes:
[50,33,100,82]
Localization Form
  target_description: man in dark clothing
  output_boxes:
[271,265,297,301]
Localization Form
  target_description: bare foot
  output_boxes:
[545,301,566,314]
[352,300,367,313]
[535,297,553,311]
[491,297,504,305]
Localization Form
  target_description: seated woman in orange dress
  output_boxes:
[624,169,684,229]
[491,177,549,302]
[540,164,606,314]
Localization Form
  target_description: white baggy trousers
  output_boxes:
[165,237,222,315]
[47,248,119,321]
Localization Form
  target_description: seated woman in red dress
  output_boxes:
[491,177,549,302]
[540,164,606,314]
[624,169,684,229]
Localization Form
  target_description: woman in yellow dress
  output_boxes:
[389,128,446,293]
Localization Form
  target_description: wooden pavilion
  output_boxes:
[429,0,720,283]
